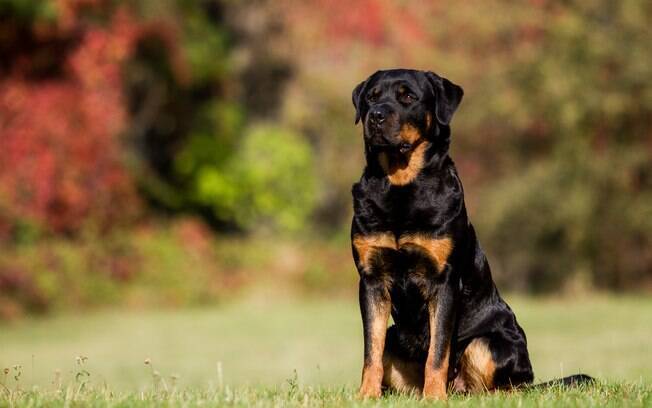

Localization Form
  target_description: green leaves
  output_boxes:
[193,125,317,233]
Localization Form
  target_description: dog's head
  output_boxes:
[352,69,463,153]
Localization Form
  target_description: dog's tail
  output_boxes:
[528,374,595,390]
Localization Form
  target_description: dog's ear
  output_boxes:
[425,71,464,126]
[352,79,368,125]
[352,71,381,124]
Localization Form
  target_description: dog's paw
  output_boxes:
[357,386,382,399]
[422,383,448,400]
[358,364,384,399]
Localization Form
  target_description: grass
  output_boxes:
[1,382,651,407]
[0,295,651,406]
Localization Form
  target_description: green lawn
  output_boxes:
[0,295,651,406]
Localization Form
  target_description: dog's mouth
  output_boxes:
[368,141,415,155]
[366,128,415,154]
[398,143,413,154]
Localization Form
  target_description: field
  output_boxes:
[1,295,651,406]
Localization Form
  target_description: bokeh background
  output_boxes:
[1,0,651,391]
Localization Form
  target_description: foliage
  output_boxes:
[123,1,314,233]
[0,0,315,238]
[0,220,234,319]
[0,1,140,239]
[0,1,320,317]
[1,0,651,311]
[0,221,354,319]
[189,125,317,232]
[475,0,652,291]
[478,145,652,292]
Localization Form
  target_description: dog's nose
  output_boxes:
[369,110,386,125]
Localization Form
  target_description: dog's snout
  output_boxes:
[368,109,386,125]
[364,104,398,147]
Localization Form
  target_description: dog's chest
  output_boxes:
[353,174,460,233]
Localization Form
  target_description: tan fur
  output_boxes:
[359,300,391,399]
[398,123,422,144]
[377,129,429,186]
[352,233,396,272]
[398,234,453,273]
[455,338,496,392]
[353,234,395,398]
[382,352,423,393]
[359,365,383,398]
[423,302,450,400]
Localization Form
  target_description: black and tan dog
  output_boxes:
[350,69,591,400]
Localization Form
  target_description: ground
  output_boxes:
[0,295,651,406]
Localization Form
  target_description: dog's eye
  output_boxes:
[367,91,380,103]
[399,93,416,104]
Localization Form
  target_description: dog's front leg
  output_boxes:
[423,267,455,400]
[358,274,391,398]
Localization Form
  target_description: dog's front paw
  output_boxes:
[422,382,447,400]
[357,385,382,399]
[358,367,383,399]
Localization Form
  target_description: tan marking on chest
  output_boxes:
[398,234,453,273]
[353,233,397,270]
[378,140,429,186]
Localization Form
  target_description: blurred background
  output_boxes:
[0,0,651,391]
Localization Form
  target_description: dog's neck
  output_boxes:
[365,127,450,186]
[376,140,430,186]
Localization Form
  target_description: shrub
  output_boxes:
[0,1,140,239]
[478,145,652,292]
[189,125,317,233]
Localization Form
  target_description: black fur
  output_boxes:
[350,69,592,395]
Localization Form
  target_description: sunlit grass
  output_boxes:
[0,295,650,406]
[1,380,650,407]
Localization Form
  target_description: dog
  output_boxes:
[350,69,591,399]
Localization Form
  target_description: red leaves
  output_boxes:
[0,5,140,237]
[286,0,429,49]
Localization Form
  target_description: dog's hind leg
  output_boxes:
[452,337,496,393]
[453,334,534,393]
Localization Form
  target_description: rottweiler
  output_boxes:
[350,69,591,399]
